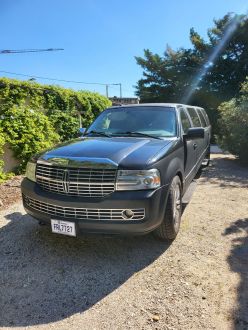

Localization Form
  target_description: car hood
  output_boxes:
[39,136,174,169]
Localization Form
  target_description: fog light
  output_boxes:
[122,209,134,220]
[143,177,153,185]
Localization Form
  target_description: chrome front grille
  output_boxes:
[23,195,145,221]
[36,163,116,197]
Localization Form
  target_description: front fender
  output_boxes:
[164,156,184,187]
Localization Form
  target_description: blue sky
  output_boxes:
[0,0,246,97]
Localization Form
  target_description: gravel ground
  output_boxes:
[0,153,248,330]
[0,176,23,210]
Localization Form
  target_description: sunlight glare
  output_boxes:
[183,14,244,104]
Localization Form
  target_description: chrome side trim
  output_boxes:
[184,145,209,182]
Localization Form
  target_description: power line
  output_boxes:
[0,49,128,96]
[0,48,64,54]
[0,70,110,86]
[0,70,123,97]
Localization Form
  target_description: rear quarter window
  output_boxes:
[201,108,210,126]
[196,108,207,127]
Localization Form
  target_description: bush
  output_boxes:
[0,128,7,181]
[0,105,59,171]
[49,110,80,141]
[217,92,248,162]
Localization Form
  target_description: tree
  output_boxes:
[135,13,248,134]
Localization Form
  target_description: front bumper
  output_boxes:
[21,178,169,236]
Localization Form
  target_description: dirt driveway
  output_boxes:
[0,153,247,330]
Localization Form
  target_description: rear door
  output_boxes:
[186,107,205,163]
[178,106,196,184]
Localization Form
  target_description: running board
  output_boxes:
[182,180,197,204]
[201,158,210,166]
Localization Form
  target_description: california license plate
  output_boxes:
[51,219,76,237]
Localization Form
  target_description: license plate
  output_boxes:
[51,219,76,237]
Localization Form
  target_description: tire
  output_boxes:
[153,176,182,241]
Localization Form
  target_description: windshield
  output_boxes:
[87,106,177,138]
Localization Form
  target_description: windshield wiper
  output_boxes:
[114,131,162,140]
[85,130,111,137]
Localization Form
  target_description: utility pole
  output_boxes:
[119,83,122,98]
[112,83,122,98]
[105,84,109,98]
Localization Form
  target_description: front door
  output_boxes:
[178,107,197,186]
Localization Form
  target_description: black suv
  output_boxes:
[21,103,211,241]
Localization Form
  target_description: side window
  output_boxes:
[187,107,201,127]
[201,108,210,126]
[179,108,192,133]
[196,108,207,127]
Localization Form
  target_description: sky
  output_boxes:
[0,0,247,97]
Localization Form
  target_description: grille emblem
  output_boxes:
[62,169,70,193]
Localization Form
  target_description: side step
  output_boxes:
[182,180,197,205]
[201,158,210,167]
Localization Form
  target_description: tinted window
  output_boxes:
[196,108,207,127]
[179,108,191,133]
[201,108,210,126]
[187,107,201,127]
[88,106,177,137]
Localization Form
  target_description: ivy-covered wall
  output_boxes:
[0,77,111,126]
[0,128,5,174]
[0,78,112,177]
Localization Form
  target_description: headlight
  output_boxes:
[116,169,160,191]
[26,161,37,182]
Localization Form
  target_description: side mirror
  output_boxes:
[185,127,204,139]
[79,127,86,136]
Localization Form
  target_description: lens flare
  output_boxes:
[183,14,243,104]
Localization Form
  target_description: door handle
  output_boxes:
[193,143,198,149]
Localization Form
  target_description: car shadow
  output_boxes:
[0,212,170,327]
[222,218,248,329]
[199,156,248,189]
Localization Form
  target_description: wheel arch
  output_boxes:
[163,156,184,188]
[175,171,183,189]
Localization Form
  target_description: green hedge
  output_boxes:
[0,78,112,176]
[0,105,60,171]
[217,79,248,162]
[0,128,5,180]
[0,77,111,127]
